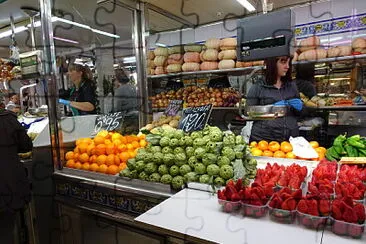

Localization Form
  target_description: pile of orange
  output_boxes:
[250,140,326,161]
[64,130,147,175]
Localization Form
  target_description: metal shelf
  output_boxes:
[316,105,366,111]
[152,106,239,112]
[293,54,366,65]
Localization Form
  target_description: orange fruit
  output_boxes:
[139,139,147,148]
[119,152,129,162]
[138,134,146,140]
[87,144,95,155]
[89,163,99,172]
[251,148,263,156]
[113,139,122,146]
[118,163,127,171]
[114,155,120,165]
[79,153,89,163]
[120,136,127,144]
[78,143,89,154]
[317,152,325,160]
[280,141,293,153]
[128,150,136,158]
[65,159,75,168]
[98,164,108,174]
[262,150,273,157]
[107,165,119,175]
[106,154,115,166]
[97,130,109,138]
[96,155,107,165]
[74,162,82,169]
[315,147,326,155]
[81,138,92,145]
[249,141,257,148]
[268,141,280,152]
[285,152,297,159]
[75,138,83,146]
[73,153,80,161]
[74,147,80,154]
[117,144,127,153]
[112,133,123,142]
[273,151,286,158]
[104,139,112,145]
[82,163,90,171]
[65,151,74,161]
[94,136,105,145]
[105,144,116,155]
[90,155,97,164]
[131,141,140,149]
[257,140,268,151]
[95,144,106,156]
[126,143,134,151]
[309,141,319,149]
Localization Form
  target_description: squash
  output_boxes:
[167,54,184,64]
[166,64,182,73]
[220,38,237,50]
[293,51,299,62]
[205,38,220,49]
[148,50,155,60]
[327,47,341,58]
[147,59,156,68]
[168,45,184,55]
[154,56,168,66]
[236,61,253,68]
[298,49,327,61]
[352,37,366,50]
[298,36,320,52]
[252,60,264,66]
[154,47,169,56]
[201,49,219,61]
[200,62,218,70]
[218,50,237,60]
[184,52,201,63]
[155,66,166,75]
[338,46,352,56]
[182,62,200,72]
[184,44,203,52]
[218,60,235,70]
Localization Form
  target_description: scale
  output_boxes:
[19,50,43,80]
[236,8,295,61]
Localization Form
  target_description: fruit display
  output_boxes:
[307,159,337,198]
[141,115,181,131]
[64,130,148,175]
[250,140,326,161]
[300,93,355,107]
[326,134,366,161]
[336,164,366,201]
[150,85,240,108]
[120,125,257,190]
[297,196,330,229]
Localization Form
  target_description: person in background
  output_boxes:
[246,56,303,142]
[5,93,20,113]
[295,63,316,99]
[58,63,98,116]
[113,68,138,114]
[0,107,33,244]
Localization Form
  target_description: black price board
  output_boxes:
[164,100,183,116]
[179,104,213,133]
[94,112,125,134]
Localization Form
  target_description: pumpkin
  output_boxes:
[293,51,299,62]
[298,36,320,52]
[184,52,201,63]
[148,50,155,60]
[252,60,265,66]
[154,47,169,56]
[154,56,168,66]
[220,38,237,50]
[218,50,237,60]
[200,62,218,70]
[352,37,366,50]
[147,59,156,68]
[236,61,253,68]
[168,45,184,55]
[327,47,341,58]
[182,62,200,72]
[166,64,182,73]
[184,44,203,52]
[298,49,327,61]
[201,49,219,61]
[205,38,220,49]
[338,46,352,56]
[218,60,235,70]
[155,66,166,75]
[167,54,184,64]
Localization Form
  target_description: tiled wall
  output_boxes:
[147,0,366,48]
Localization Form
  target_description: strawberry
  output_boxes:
[286,197,297,211]
[297,199,308,214]
[281,198,290,210]
[307,199,319,216]
[342,205,358,223]
[280,192,292,200]
[353,204,366,224]
[319,199,330,216]
[264,185,274,198]
[231,193,241,202]
[342,196,354,208]
[217,190,226,200]
[308,183,319,195]
[235,178,243,192]
[277,174,289,187]
[331,205,343,220]
[288,176,301,189]
[291,189,302,200]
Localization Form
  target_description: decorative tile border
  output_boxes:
[295,13,366,38]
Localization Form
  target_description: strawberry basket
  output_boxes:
[269,206,297,224]
[218,199,241,213]
[297,211,328,229]
[241,200,269,218]
[330,217,365,239]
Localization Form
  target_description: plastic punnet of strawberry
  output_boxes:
[296,197,330,229]
[217,179,244,213]
[268,187,301,224]
[335,181,366,201]
[276,164,307,191]
[240,183,273,218]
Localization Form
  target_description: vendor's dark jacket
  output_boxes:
[246,81,301,142]
[0,110,33,212]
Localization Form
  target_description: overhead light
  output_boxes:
[236,0,256,12]
[320,37,343,43]
[329,77,351,81]
[156,43,167,47]
[0,26,28,38]
[92,29,120,38]
[53,36,79,44]
[123,56,136,63]
[113,64,119,67]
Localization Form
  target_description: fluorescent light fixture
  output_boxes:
[92,29,120,38]
[113,64,119,67]
[53,36,79,44]
[320,37,343,43]
[236,0,256,12]
[123,56,136,63]
[329,77,350,81]
[156,43,167,47]
[0,26,28,38]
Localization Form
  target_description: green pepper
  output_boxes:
[345,145,358,157]
[357,148,366,157]
[325,150,336,161]
[333,145,346,155]
[326,147,340,160]
[346,138,365,149]
[348,135,361,141]
[333,134,347,147]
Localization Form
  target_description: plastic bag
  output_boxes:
[289,136,318,159]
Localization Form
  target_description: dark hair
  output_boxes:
[8,92,17,99]
[295,63,315,81]
[115,69,130,84]
[68,63,93,81]
[264,56,292,85]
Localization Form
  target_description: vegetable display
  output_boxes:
[326,134,366,161]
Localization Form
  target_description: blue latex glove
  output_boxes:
[287,98,303,111]
[273,100,288,106]
[58,98,71,106]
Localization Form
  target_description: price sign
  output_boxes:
[94,112,125,134]
[179,104,213,133]
[164,100,183,116]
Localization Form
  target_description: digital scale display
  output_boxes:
[19,51,43,79]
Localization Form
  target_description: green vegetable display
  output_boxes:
[326,134,366,161]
